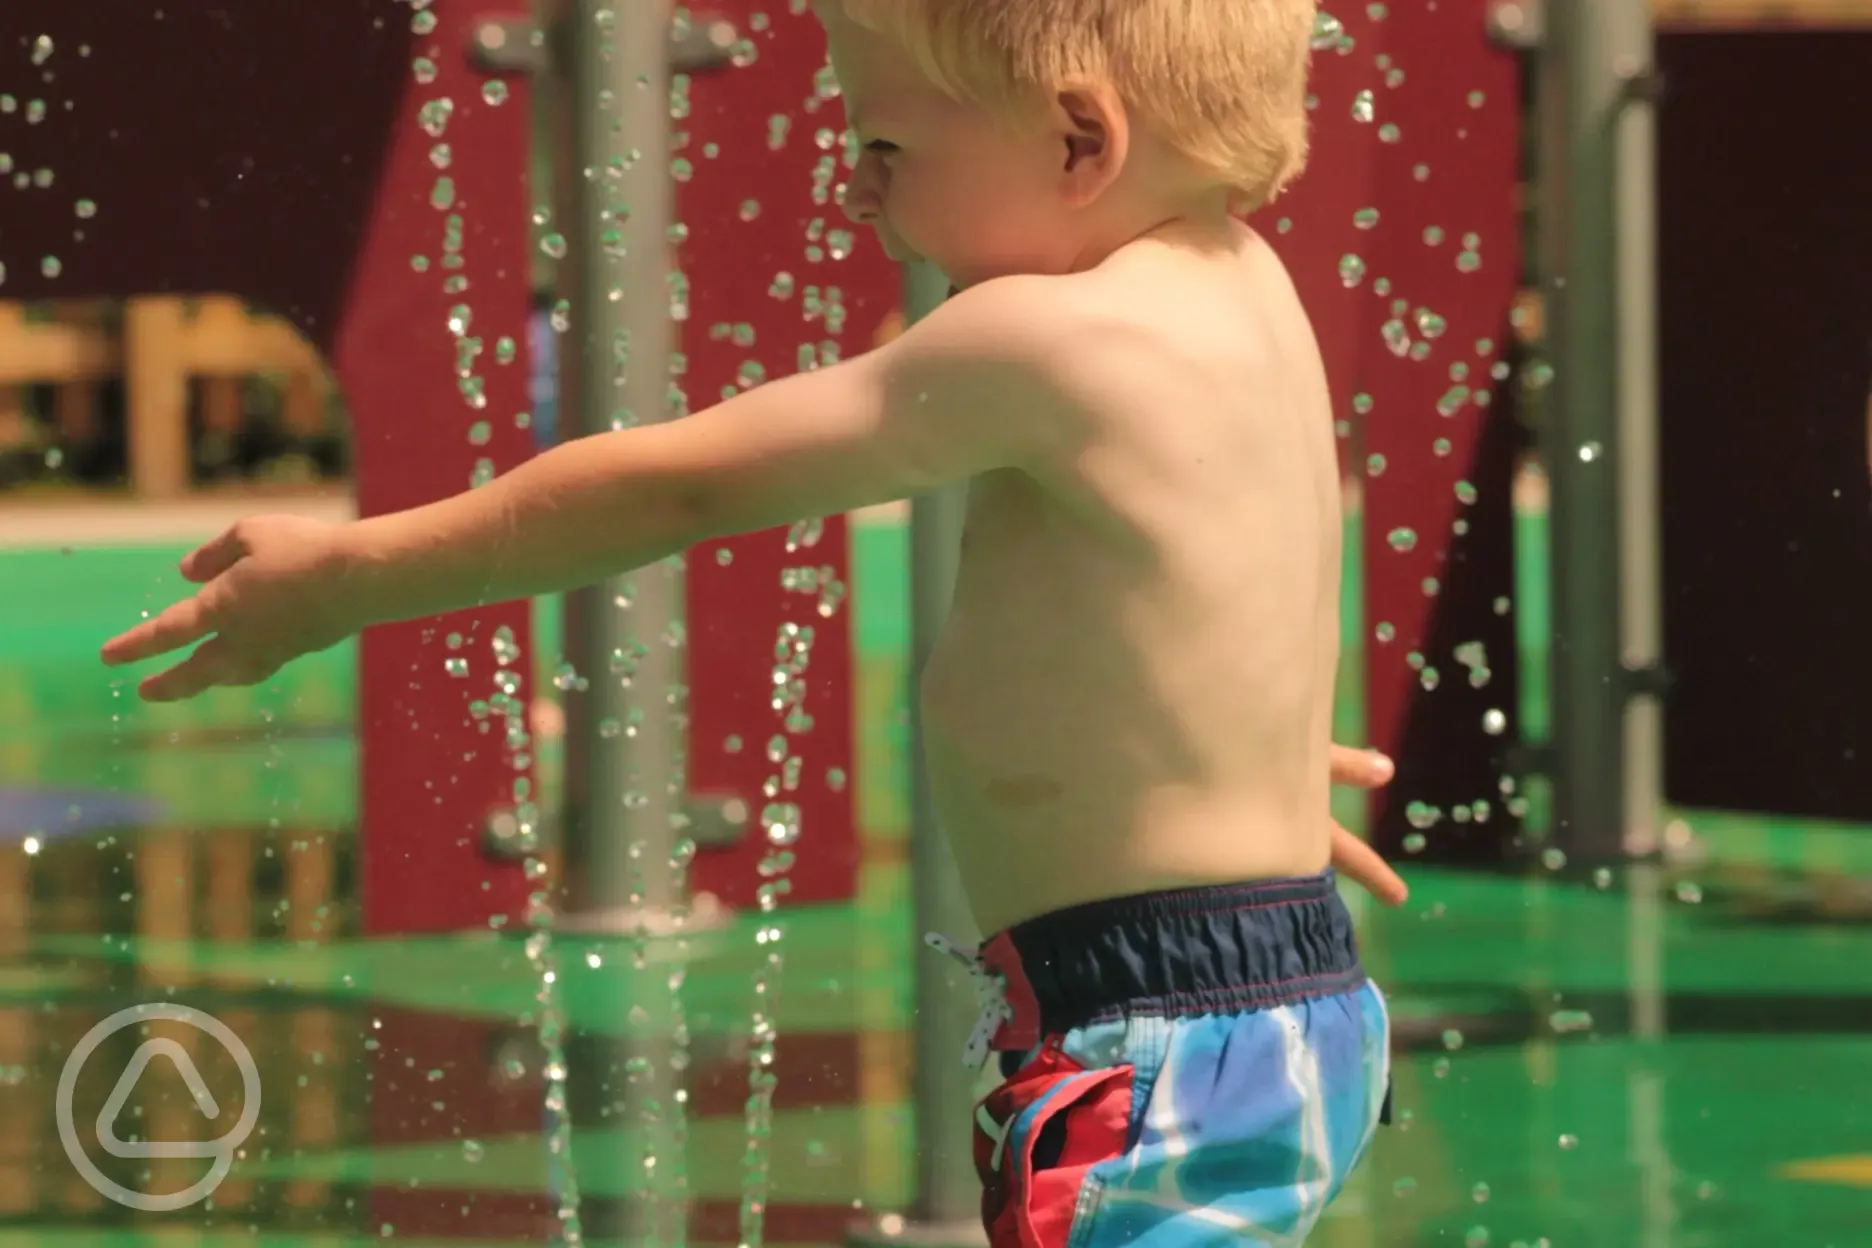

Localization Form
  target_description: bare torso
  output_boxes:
[922,226,1343,934]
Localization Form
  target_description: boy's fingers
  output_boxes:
[101,594,218,667]
[179,527,247,584]
[1330,823,1409,906]
[138,636,235,703]
[1330,745,1394,789]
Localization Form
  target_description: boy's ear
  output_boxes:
[1053,84,1129,205]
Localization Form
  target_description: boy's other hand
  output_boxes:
[100,515,366,703]
[1329,746,1409,906]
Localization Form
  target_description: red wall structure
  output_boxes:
[1256,4,1526,857]
[675,0,889,910]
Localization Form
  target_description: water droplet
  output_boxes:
[1578,441,1603,463]
[412,56,438,84]
[1366,453,1387,477]
[1468,89,1487,108]
[1549,1009,1593,1033]
[1351,89,1375,123]
[482,80,510,106]
[74,198,96,219]
[1674,880,1703,904]
[1465,1226,1491,1248]
[1593,866,1613,888]
[1542,847,1567,871]
[1416,309,1448,338]
[1381,319,1411,356]
[1403,832,1427,854]
[31,35,54,65]
[1375,621,1396,643]
[1338,254,1367,288]
[1387,527,1417,553]
[1353,206,1380,230]
[41,256,61,279]
[462,1139,485,1163]
[1472,1181,1491,1203]
[1311,11,1346,49]
[1379,122,1401,143]
[1559,1133,1579,1150]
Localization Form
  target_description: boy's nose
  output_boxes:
[841,152,883,223]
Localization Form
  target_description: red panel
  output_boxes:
[336,1,540,935]
[1,0,538,931]
[677,2,892,908]
[1253,4,1524,842]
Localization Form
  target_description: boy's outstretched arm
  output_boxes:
[101,279,1072,701]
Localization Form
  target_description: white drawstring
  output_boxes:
[926,931,1014,1070]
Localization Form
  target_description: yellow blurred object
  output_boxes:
[1655,0,1872,28]
[0,295,333,497]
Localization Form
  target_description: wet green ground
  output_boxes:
[0,507,1868,1247]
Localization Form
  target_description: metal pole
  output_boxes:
[561,0,681,922]
[1611,25,1664,859]
[1533,0,1656,861]
[851,263,987,1247]
[559,2,683,1241]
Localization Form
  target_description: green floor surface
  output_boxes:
[0,511,1867,1247]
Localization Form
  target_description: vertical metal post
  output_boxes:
[1612,31,1664,859]
[557,2,683,1242]
[851,263,987,1247]
[561,0,681,921]
[1533,0,1658,860]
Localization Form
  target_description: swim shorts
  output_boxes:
[932,870,1391,1247]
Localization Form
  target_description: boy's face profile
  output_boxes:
[817,6,1120,290]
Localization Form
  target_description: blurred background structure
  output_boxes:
[0,0,1869,1245]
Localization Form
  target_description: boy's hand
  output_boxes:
[100,515,367,703]
[1329,746,1409,905]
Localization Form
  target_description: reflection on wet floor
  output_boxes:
[2,809,1871,1245]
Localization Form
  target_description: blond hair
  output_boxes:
[837,0,1317,211]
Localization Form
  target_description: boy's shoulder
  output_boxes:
[910,270,1171,385]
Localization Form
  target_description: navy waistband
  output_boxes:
[996,871,1366,1035]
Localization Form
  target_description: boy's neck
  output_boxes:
[947,196,1240,293]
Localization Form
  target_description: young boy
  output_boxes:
[105,0,1404,1241]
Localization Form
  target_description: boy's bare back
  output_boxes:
[927,224,1341,933]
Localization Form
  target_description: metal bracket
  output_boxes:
[1622,659,1674,700]
[1617,64,1667,107]
[469,14,739,77]
[483,793,748,861]
[685,792,751,849]
[1486,0,1544,50]
[483,807,542,860]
